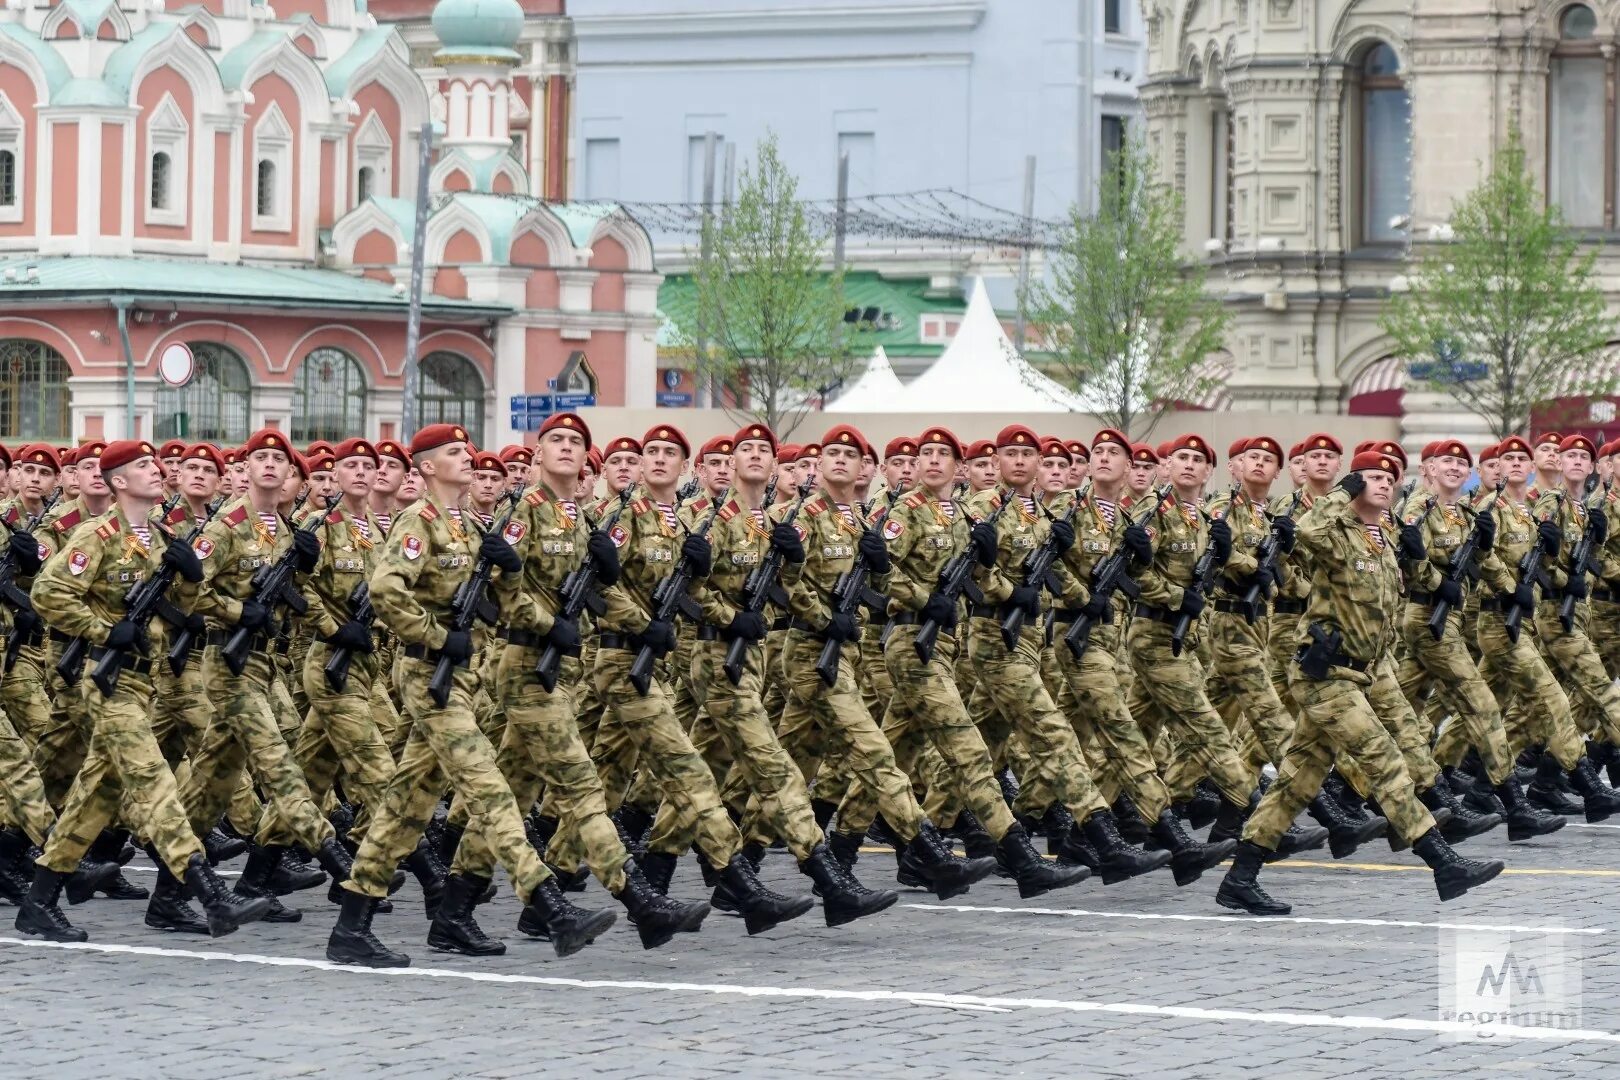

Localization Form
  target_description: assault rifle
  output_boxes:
[0,488,61,675]
[724,477,811,686]
[1426,482,1504,641]
[1560,480,1613,633]
[534,488,634,692]
[162,497,226,676]
[429,488,522,706]
[628,490,727,696]
[1237,488,1305,623]
[1505,492,1562,644]
[1171,485,1240,657]
[913,489,1011,665]
[815,489,901,687]
[219,494,329,677]
[1063,485,1170,661]
[1000,490,1083,650]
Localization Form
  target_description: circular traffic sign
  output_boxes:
[159,342,194,387]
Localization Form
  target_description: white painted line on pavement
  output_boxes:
[904,904,1607,936]
[124,866,240,878]
[1563,821,1620,831]
[0,935,1615,1045]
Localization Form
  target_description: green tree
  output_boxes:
[1381,130,1613,439]
[676,133,852,435]
[1025,135,1230,439]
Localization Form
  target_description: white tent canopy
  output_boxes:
[889,277,1087,413]
[827,345,905,412]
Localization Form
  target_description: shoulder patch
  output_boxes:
[631,498,652,516]
[419,503,440,522]
[94,516,120,540]
[903,490,929,509]
[402,534,423,560]
[52,508,82,534]
[526,487,548,507]
[717,502,739,522]
[67,549,89,575]
[164,504,189,527]
[882,518,904,540]
[222,504,249,528]
[326,508,345,525]
[0,506,15,526]
[689,496,711,513]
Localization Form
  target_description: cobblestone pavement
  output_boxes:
[3,821,1618,1079]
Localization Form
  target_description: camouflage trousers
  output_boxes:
[1460,611,1583,770]
[153,662,263,834]
[1395,604,1514,786]
[1209,610,1296,771]
[455,645,630,895]
[1124,618,1253,808]
[1245,667,1435,849]
[1534,600,1620,748]
[593,643,740,869]
[5,643,83,806]
[967,617,1107,822]
[682,638,823,861]
[0,700,55,845]
[40,666,201,879]
[1336,655,1441,796]
[778,630,925,841]
[836,626,1013,842]
[345,657,549,900]
[179,647,334,852]
[1579,597,1620,741]
[1052,613,1172,822]
[295,643,398,839]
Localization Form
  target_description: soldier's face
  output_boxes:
[310,471,338,503]
[374,457,407,495]
[1536,443,1560,473]
[471,469,504,506]
[1434,453,1469,490]
[228,461,248,494]
[17,462,55,500]
[1244,450,1279,486]
[248,449,288,492]
[1602,457,1615,482]
[821,444,859,486]
[857,457,876,488]
[335,455,376,499]
[1304,449,1340,484]
[1128,461,1155,493]
[161,456,182,488]
[882,456,916,491]
[733,439,773,484]
[641,442,684,488]
[1288,457,1306,485]
[1358,470,1395,509]
[967,456,997,491]
[421,443,472,488]
[1479,459,1501,487]
[79,459,109,498]
[1167,449,1206,490]
[1500,450,1532,484]
[1068,458,1088,486]
[1090,442,1126,483]
[798,456,819,484]
[605,451,640,493]
[996,446,1037,487]
[576,469,596,499]
[279,473,304,505]
[774,461,798,491]
[539,429,584,478]
[1563,449,1594,484]
[110,457,165,501]
[699,453,733,494]
[917,444,955,490]
[179,458,219,500]
[61,463,79,497]
[1038,456,1069,493]
[505,461,530,488]
[400,469,425,501]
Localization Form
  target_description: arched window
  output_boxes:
[293,347,367,443]
[415,351,485,445]
[256,159,276,217]
[154,342,252,444]
[1357,42,1411,244]
[1550,4,1604,226]
[0,339,71,440]
[151,151,171,211]
[356,166,374,203]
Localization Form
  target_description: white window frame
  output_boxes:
[0,92,23,224]
[353,111,392,206]
[251,102,293,234]
[144,92,188,227]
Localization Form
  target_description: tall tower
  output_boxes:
[432,0,525,173]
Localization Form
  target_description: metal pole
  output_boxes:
[721,140,736,223]
[115,298,136,438]
[833,150,849,271]
[697,130,718,409]
[400,121,434,441]
[1014,154,1036,352]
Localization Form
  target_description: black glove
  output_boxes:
[236,599,270,631]
[823,612,859,642]
[1472,511,1497,551]
[1178,589,1205,618]
[439,629,474,662]
[1435,577,1463,607]
[857,529,891,574]
[1398,523,1426,562]
[162,536,204,583]
[291,528,321,574]
[640,618,677,657]
[1339,472,1367,501]
[724,611,767,642]
[330,620,374,654]
[1080,592,1112,622]
[1208,519,1233,563]
[1512,580,1536,610]
[7,532,41,576]
[1123,523,1153,565]
[479,530,523,574]
[545,615,580,652]
[1538,519,1563,556]
[920,591,958,628]
[680,534,712,577]
[1594,511,1611,547]
[970,522,999,568]
[771,522,805,564]
[1566,574,1590,600]
[1009,584,1042,618]
[1272,515,1297,554]
[1047,519,1076,556]
[102,619,138,651]
[586,532,621,586]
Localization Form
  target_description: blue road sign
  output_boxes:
[656,392,693,408]
[553,393,596,410]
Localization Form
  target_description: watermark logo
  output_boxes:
[1439,928,1582,1041]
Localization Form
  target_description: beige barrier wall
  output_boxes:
[573,407,1404,456]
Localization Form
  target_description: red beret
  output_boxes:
[1605,440,1620,459]
[734,423,779,454]
[1478,442,1501,463]
[60,446,78,467]
[1561,433,1597,458]
[1288,441,1305,460]
[158,439,188,460]
[498,445,533,466]
[1433,440,1473,466]
[408,422,472,457]
[222,447,240,466]
[242,428,293,458]
[965,439,996,462]
[820,425,867,455]
[1066,439,1090,461]
[332,438,379,466]
[1373,440,1408,470]
[15,444,59,471]
[99,439,158,474]
[603,435,641,457]
[995,424,1039,450]
[1040,436,1071,462]
[1249,436,1284,463]
[1354,440,1376,455]
[777,444,801,465]
[306,448,337,474]
[1165,433,1215,464]
[0,444,12,470]
[1420,441,1441,461]
[586,448,603,471]
[884,436,919,460]
[289,450,312,479]
[536,412,591,450]
[699,434,735,459]
[1496,435,1533,458]
[799,442,823,460]
[375,439,411,466]
[78,440,108,464]
[642,423,690,457]
[473,451,505,474]
[1091,428,1130,452]
[1227,437,1250,460]
[1350,450,1400,478]
[1132,442,1160,464]
[182,442,224,472]
[1156,441,1173,459]
[1302,433,1343,455]
[917,427,963,458]
[1535,432,1563,448]
[305,440,334,459]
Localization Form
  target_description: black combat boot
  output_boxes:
[799,843,899,926]
[427,874,506,956]
[184,853,272,937]
[826,831,863,874]
[235,845,302,923]
[143,853,209,935]
[898,821,997,900]
[424,815,460,867]
[1495,776,1566,841]
[15,866,86,941]
[269,849,327,895]
[328,801,356,842]
[402,838,448,919]
[998,768,1019,809]
[811,798,838,833]
[521,878,617,958]
[88,830,148,900]
[995,824,1090,899]
[614,804,655,852]
[1214,841,1291,916]
[1149,809,1235,886]
[1413,828,1505,902]
[319,836,396,904]
[1307,792,1388,860]
[949,810,998,860]
[0,855,27,906]
[327,890,410,967]
[1321,773,1373,821]
[602,861,710,949]
[1566,758,1620,823]
[1441,764,1477,796]
[203,825,248,866]
[1111,798,1152,845]
[1080,809,1173,884]
[1269,819,1330,859]
[1207,791,1254,844]
[716,853,815,935]
[1422,780,1500,844]
[1040,804,1077,857]
[0,826,30,877]
[1185,779,1224,830]
[1528,753,1586,816]
[636,849,678,895]
[63,855,121,906]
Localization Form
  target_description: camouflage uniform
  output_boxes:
[1532,488,1620,748]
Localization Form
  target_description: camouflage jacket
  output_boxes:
[960,487,1049,613]
[783,492,894,631]
[1135,491,1210,612]
[33,504,191,650]
[191,496,301,630]
[1294,498,1404,663]
[593,492,704,636]
[1534,486,1600,595]
[1406,498,1514,599]
[883,486,970,617]
[1207,489,1271,596]
[1485,493,1543,601]
[302,503,384,640]
[492,480,640,637]
[367,494,477,650]
[693,491,803,628]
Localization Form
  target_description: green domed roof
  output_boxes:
[432,0,523,61]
